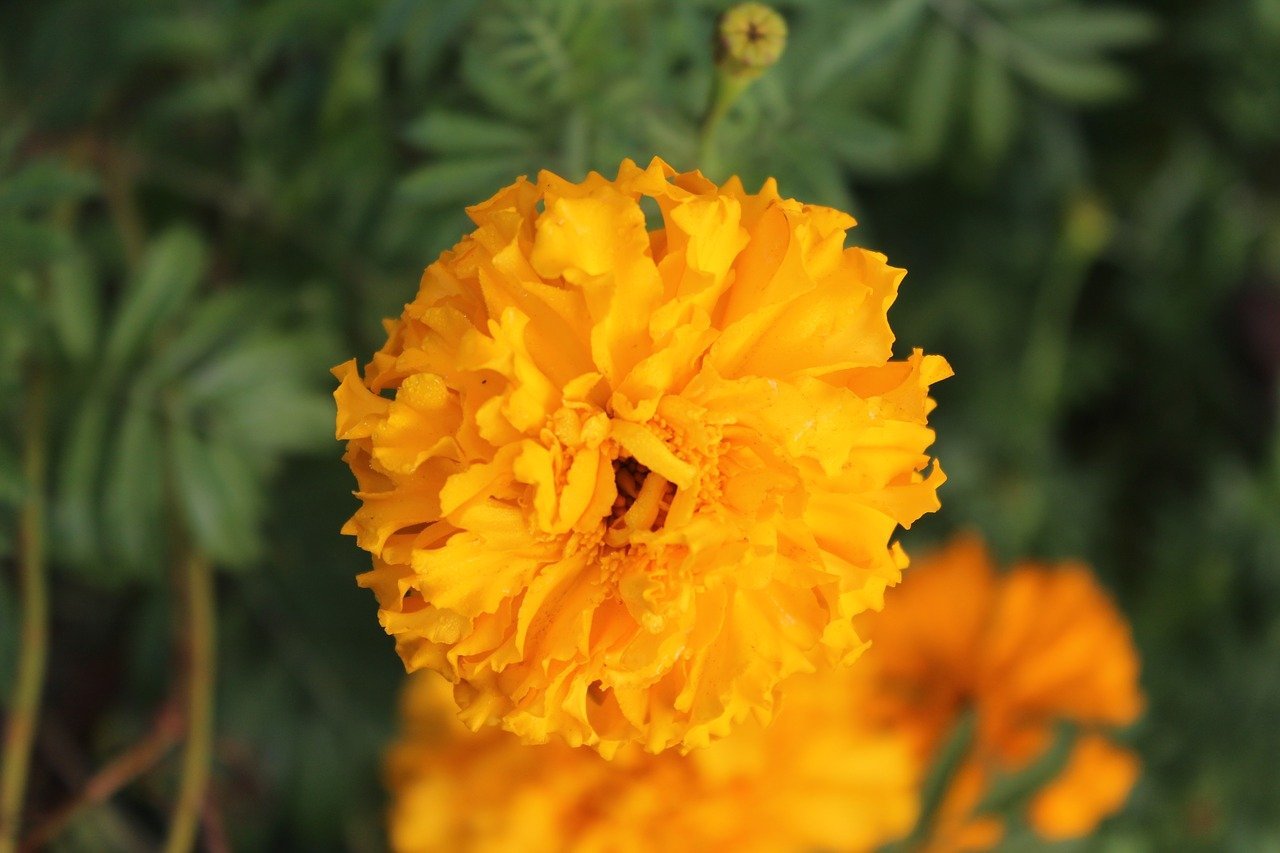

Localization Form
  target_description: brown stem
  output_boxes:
[20,704,183,851]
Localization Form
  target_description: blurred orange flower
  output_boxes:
[386,670,919,853]
[857,535,1144,849]
[335,157,948,754]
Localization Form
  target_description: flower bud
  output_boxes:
[714,2,787,80]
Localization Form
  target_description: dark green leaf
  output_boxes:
[103,392,165,577]
[171,426,261,567]
[48,252,100,361]
[103,227,207,376]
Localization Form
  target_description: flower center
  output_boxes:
[605,456,676,547]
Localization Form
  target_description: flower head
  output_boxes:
[335,157,948,754]
[857,535,1144,848]
[386,670,919,853]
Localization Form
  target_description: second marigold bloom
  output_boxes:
[334,157,949,754]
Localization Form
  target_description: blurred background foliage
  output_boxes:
[0,0,1278,849]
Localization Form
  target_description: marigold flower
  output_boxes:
[386,670,920,853]
[334,157,948,754]
[856,535,1144,849]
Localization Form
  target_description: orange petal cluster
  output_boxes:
[857,535,1145,848]
[386,670,919,853]
[334,157,948,754]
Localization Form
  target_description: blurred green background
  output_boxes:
[1,0,1278,849]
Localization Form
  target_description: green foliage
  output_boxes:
[0,0,1277,849]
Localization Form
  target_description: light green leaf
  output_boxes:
[806,0,931,96]
[971,46,1020,164]
[905,23,966,164]
[1012,50,1131,103]
[403,111,535,154]
[1011,8,1158,55]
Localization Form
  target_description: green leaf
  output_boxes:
[103,392,165,577]
[103,227,207,376]
[905,23,965,164]
[974,722,1077,816]
[0,161,98,212]
[891,711,976,850]
[216,387,335,457]
[48,252,100,361]
[54,389,111,565]
[395,156,529,208]
[971,46,1019,165]
[402,111,535,154]
[143,291,265,386]
[180,335,316,408]
[1011,8,1158,55]
[805,0,931,96]
[1012,50,1132,103]
[171,426,261,567]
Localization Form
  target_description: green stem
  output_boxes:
[163,552,215,853]
[697,71,750,179]
[0,364,49,853]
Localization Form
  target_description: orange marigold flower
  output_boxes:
[334,157,949,754]
[386,670,920,853]
[857,535,1145,849]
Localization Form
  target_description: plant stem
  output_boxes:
[0,364,49,853]
[164,552,215,853]
[22,702,182,850]
[697,72,749,179]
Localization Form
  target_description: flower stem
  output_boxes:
[697,71,750,179]
[164,552,215,853]
[0,364,49,853]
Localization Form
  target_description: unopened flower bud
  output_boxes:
[715,3,787,80]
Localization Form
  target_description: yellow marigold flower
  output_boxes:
[856,535,1144,849]
[386,670,920,853]
[334,157,949,754]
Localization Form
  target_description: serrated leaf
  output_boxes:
[171,426,261,567]
[48,252,100,361]
[402,111,535,154]
[1011,8,1158,55]
[396,156,528,208]
[806,0,931,96]
[905,23,965,164]
[103,392,165,577]
[971,46,1019,165]
[103,227,206,376]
